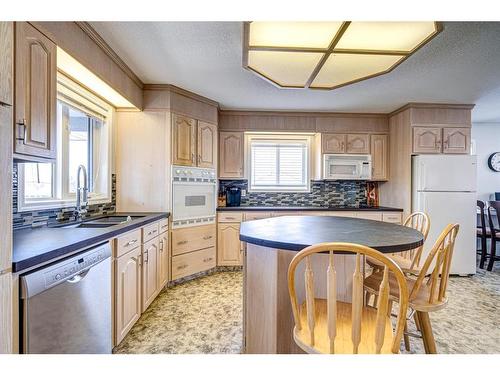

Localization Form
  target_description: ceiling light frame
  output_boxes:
[242,21,443,90]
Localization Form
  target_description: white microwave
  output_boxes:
[323,154,372,180]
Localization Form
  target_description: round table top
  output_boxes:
[239,215,424,253]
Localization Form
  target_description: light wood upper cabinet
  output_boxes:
[115,245,142,345]
[197,121,217,168]
[158,232,169,289]
[412,127,442,154]
[172,113,196,166]
[219,131,244,178]
[217,223,242,266]
[142,237,160,312]
[346,134,370,154]
[322,133,346,153]
[370,134,388,181]
[14,22,57,160]
[0,22,13,106]
[443,127,470,154]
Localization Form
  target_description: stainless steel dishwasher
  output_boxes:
[20,243,112,354]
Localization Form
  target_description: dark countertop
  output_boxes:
[13,212,169,273]
[240,215,423,253]
[218,205,403,212]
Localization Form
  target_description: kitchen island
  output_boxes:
[239,215,423,354]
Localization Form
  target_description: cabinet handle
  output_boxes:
[144,249,149,263]
[177,264,188,270]
[16,120,26,144]
[177,240,188,245]
[125,239,138,247]
[147,229,157,236]
[203,235,213,240]
[203,257,213,263]
[159,240,163,251]
[197,154,201,164]
[224,217,235,220]
[192,153,195,163]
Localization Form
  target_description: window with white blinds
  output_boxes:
[249,138,310,192]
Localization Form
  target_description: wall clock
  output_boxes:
[488,152,500,172]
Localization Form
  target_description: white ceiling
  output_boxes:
[90,21,500,122]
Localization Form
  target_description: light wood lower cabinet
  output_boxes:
[172,247,216,280]
[115,246,142,345]
[217,223,243,266]
[171,224,216,256]
[158,232,169,289]
[142,237,160,312]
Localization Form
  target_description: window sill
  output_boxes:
[17,196,112,213]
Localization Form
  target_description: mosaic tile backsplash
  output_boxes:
[13,163,116,230]
[219,179,367,207]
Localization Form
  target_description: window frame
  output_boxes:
[17,74,114,212]
[245,133,313,193]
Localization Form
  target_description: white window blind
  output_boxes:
[249,139,309,192]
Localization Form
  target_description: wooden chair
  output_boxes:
[364,223,460,354]
[477,200,489,269]
[287,242,409,354]
[368,212,430,274]
[486,201,500,271]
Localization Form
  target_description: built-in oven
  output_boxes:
[171,166,217,228]
[323,154,372,180]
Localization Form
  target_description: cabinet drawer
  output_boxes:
[356,212,383,221]
[243,212,272,221]
[143,222,160,243]
[171,247,216,280]
[382,212,403,224]
[171,224,216,256]
[116,229,142,258]
[159,218,169,234]
[218,212,243,223]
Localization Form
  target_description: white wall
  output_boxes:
[471,123,500,202]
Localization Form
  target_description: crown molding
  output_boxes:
[144,84,219,108]
[219,110,388,118]
[389,102,475,117]
[75,22,144,89]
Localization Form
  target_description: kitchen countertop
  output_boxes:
[13,212,169,273]
[217,205,403,212]
[240,215,423,253]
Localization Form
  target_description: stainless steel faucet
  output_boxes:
[75,164,88,220]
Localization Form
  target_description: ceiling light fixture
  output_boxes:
[243,22,442,90]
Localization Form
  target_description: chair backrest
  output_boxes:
[488,201,500,235]
[287,242,409,354]
[403,212,430,269]
[477,200,487,234]
[409,224,459,305]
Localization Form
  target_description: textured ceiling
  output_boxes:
[90,21,500,122]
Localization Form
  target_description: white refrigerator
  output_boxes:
[412,155,477,275]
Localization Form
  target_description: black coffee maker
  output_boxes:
[225,186,242,207]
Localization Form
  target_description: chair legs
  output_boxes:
[478,235,488,269]
[487,237,497,271]
[403,321,411,351]
[416,311,437,354]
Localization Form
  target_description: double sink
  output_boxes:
[52,215,146,229]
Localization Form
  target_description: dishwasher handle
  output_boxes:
[66,269,90,284]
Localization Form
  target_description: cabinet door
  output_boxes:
[142,237,159,312]
[0,22,13,106]
[217,223,242,266]
[219,131,244,178]
[197,121,217,168]
[370,134,388,181]
[14,22,57,160]
[115,246,142,345]
[346,134,370,154]
[412,127,442,154]
[172,113,196,166]
[443,127,470,154]
[158,232,169,289]
[322,134,346,153]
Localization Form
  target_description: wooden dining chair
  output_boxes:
[364,223,459,354]
[367,212,430,275]
[477,200,489,269]
[486,201,500,271]
[287,242,409,354]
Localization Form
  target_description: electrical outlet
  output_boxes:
[241,189,247,197]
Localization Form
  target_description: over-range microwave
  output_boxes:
[323,154,372,180]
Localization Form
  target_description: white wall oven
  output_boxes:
[323,154,372,180]
[172,166,216,228]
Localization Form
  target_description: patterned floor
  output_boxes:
[114,264,500,354]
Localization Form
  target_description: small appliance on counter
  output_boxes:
[495,192,500,201]
[225,186,242,207]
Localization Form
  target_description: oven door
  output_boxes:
[172,182,216,222]
[324,160,363,180]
